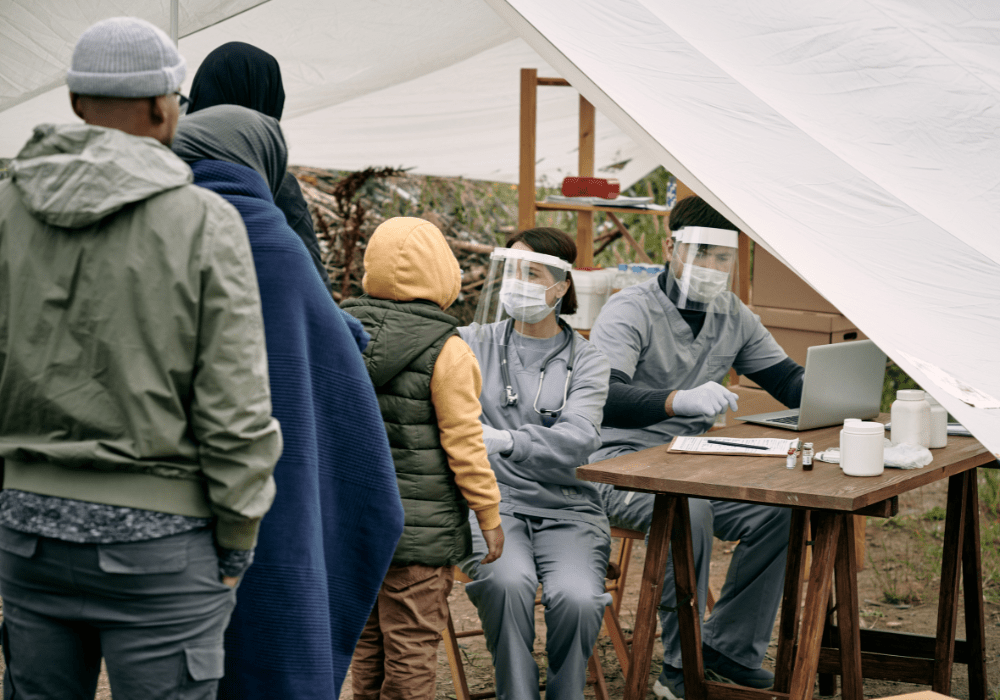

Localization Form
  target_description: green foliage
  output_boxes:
[867,478,1000,606]
[881,361,921,413]
[922,506,947,522]
[980,471,1000,604]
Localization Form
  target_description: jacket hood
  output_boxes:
[362,217,461,310]
[11,123,192,229]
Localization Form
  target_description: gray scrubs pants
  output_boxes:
[463,513,612,700]
[0,526,237,700]
[596,483,790,669]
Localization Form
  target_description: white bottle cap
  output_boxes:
[897,389,926,401]
[842,421,885,436]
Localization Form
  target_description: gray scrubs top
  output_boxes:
[459,322,611,526]
[588,278,786,462]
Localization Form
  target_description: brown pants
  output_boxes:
[351,563,454,700]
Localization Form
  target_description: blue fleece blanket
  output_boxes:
[191,160,403,699]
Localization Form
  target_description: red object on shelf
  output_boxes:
[561,177,620,199]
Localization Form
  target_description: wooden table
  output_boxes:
[577,416,993,700]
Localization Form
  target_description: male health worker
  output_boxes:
[588,197,804,700]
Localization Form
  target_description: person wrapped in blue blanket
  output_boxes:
[173,104,404,700]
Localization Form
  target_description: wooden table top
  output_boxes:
[577,415,992,512]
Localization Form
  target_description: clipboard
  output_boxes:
[667,435,797,457]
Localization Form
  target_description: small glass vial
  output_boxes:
[802,442,814,471]
[786,441,798,469]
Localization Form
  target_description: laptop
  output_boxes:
[738,339,887,431]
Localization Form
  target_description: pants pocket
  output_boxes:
[184,644,224,682]
[175,644,225,700]
[97,536,188,575]
[0,527,38,559]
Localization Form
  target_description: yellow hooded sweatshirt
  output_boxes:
[360,217,501,532]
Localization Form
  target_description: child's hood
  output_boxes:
[362,217,461,310]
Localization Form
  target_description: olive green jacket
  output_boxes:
[0,124,282,550]
[343,297,473,566]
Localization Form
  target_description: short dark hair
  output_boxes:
[669,196,738,233]
[506,227,578,315]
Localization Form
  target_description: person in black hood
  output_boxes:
[188,42,331,293]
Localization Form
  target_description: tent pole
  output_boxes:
[518,69,538,234]
[170,0,179,45]
[577,96,595,267]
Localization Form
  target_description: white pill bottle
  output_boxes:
[925,395,948,449]
[890,389,931,447]
[840,421,885,476]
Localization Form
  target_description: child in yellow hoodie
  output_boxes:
[342,217,503,699]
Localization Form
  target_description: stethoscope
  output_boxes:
[499,317,575,420]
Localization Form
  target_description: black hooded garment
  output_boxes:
[188,41,331,291]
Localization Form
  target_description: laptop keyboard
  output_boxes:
[769,414,800,425]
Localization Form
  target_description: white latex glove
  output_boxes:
[481,424,514,456]
[672,381,739,416]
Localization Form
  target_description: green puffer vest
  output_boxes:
[342,297,472,566]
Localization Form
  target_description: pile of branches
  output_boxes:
[292,166,504,323]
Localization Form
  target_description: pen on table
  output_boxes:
[706,439,770,451]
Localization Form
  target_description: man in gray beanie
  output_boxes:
[0,16,281,700]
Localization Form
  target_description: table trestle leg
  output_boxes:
[790,512,841,700]
[624,493,677,700]
[774,509,810,693]
[833,513,863,700]
[962,472,988,700]
[933,473,969,694]
[673,496,706,700]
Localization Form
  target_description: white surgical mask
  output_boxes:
[500,278,556,324]
[678,265,730,303]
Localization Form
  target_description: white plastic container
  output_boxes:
[611,264,630,293]
[562,268,612,330]
[925,395,948,449]
[840,421,885,477]
[890,389,931,447]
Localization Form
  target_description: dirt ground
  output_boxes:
[1,476,995,700]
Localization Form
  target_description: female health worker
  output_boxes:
[459,227,611,700]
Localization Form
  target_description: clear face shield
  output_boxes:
[471,247,576,415]
[664,226,740,315]
[472,247,572,336]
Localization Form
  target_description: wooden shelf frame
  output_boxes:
[517,67,750,302]
[518,68,601,266]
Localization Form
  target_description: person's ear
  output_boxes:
[664,237,674,263]
[554,279,571,299]
[70,93,85,120]
[148,96,166,125]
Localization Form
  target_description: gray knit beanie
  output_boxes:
[67,17,186,98]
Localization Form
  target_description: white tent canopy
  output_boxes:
[2,0,999,458]
[0,0,659,186]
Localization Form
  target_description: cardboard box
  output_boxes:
[739,306,868,389]
[726,385,787,423]
[752,245,838,314]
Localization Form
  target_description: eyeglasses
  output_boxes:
[172,91,183,102]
